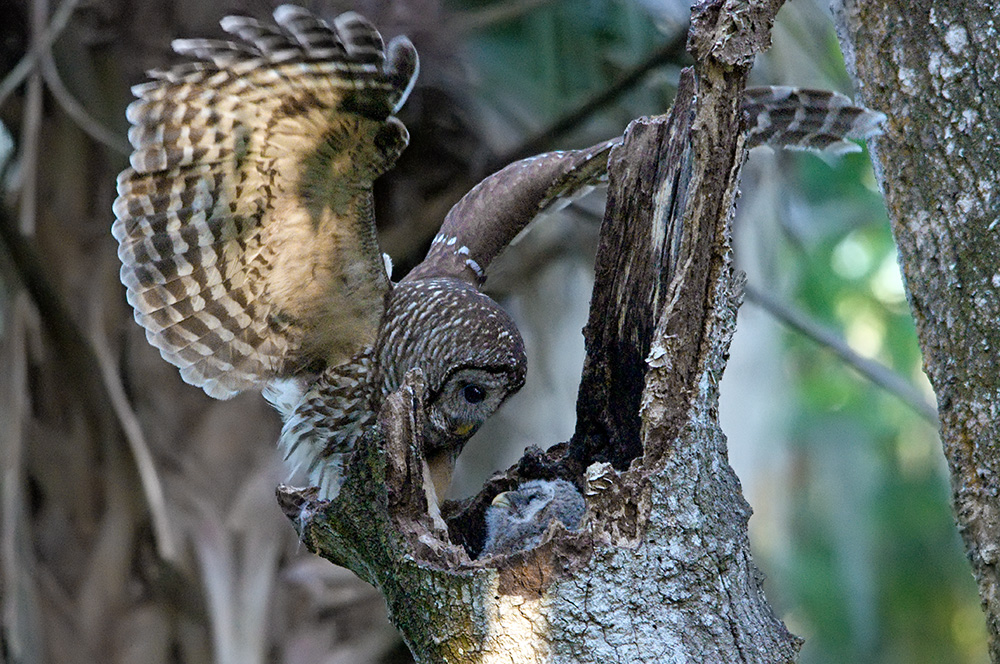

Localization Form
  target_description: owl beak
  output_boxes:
[453,422,475,437]
[491,491,512,509]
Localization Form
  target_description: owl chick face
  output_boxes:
[491,480,556,522]
[480,478,586,557]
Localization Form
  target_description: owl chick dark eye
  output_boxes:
[462,384,487,404]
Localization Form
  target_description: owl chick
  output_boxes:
[480,479,586,557]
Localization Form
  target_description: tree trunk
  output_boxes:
[832,1,1000,660]
[278,0,802,660]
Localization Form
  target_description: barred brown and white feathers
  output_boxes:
[264,351,376,499]
[742,86,886,154]
[271,279,527,499]
[113,6,418,398]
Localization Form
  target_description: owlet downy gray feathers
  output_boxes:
[481,479,586,557]
[113,6,885,502]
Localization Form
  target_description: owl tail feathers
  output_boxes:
[264,361,374,502]
[268,393,351,501]
[742,86,886,155]
[262,377,330,485]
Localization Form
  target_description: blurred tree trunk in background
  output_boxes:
[833,0,1000,660]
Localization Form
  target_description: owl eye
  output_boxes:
[462,384,487,404]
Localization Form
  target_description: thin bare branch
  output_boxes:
[0,201,109,417]
[744,282,938,423]
[489,31,689,171]
[16,0,50,236]
[0,296,45,664]
[0,0,83,108]
[18,72,42,236]
[40,54,131,155]
[88,300,180,563]
[192,510,239,664]
[448,0,561,34]
[190,481,282,664]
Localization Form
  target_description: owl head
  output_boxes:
[373,277,527,491]
[480,478,586,557]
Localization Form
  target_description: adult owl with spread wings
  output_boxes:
[114,5,885,501]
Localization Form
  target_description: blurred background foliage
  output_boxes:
[0,0,987,662]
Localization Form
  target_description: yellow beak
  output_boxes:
[454,422,475,437]
[491,491,512,508]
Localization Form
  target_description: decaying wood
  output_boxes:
[570,70,694,471]
[279,0,802,660]
[832,1,1000,659]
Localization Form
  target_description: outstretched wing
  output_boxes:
[406,86,884,287]
[113,6,418,398]
[404,139,618,286]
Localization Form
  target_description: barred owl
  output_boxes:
[480,479,586,557]
[113,6,528,500]
[113,5,885,501]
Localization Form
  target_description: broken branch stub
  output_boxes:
[570,69,697,472]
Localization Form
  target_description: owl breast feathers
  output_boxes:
[114,5,885,502]
[271,278,527,499]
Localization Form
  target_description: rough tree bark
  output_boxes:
[277,0,802,661]
[832,1,1000,660]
